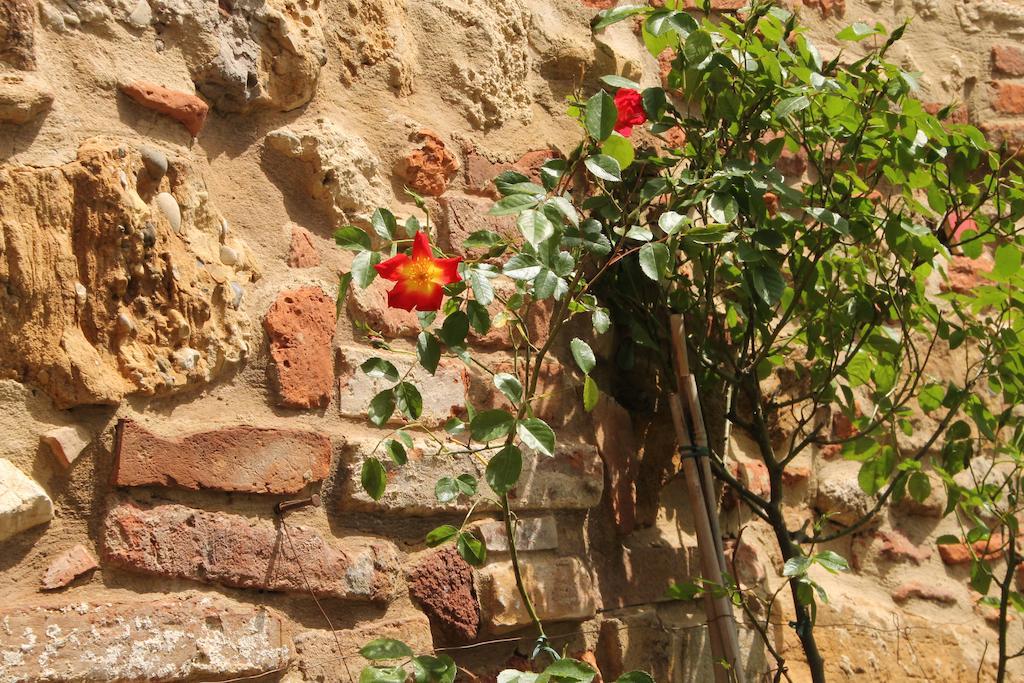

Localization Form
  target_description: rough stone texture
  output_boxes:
[332,0,417,94]
[814,462,878,527]
[594,396,638,534]
[407,547,480,643]
[113,419,332,493]
[993,44,1024,76]
[0,595,292,681]
[398,130,460,197]
[0,458,53,542]
[40,424,92,469]
[477,557,597,633]
[120,81,210,137]
[0,0,34,69]
[40,543,98,589]
[264,287,337,409]
[347,275,422,338]
[0,139,253,408]
[103,498,400,601]
[337,346,467,426]
[436,193,518,257]
[265,119,387,222]
[994,80,1024,114]
[338,436,603,515]
[938,533,1005,565]
[294,613,434,681]
[474,515,558,553]
[287,224,321,268]
[0,72,53,124]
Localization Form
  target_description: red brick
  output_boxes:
[477,557,597,634]
[874,529,932,565]
[938,533,1005,565]
[820,443,842,460]
[594,396,638,534]
[782,465,811,485]
[398,130,459,197]
[463,147,557,199]
[923,101,969,124]
[264,287,336,409]
[942,253,994,295]
[103,497,400,601]
[892,581,957,605]
[980,121,1024,151]
[993,45,1024,77]
[776,144,807,177]
[287,224,320,268]
[725,460,770,505]
[120,81,209,137]
[40,543,98,590]
[724,537,766,588]
[993,81,1024,115]
[113,419,332,494]
[0,595,291,681]
[407,547,480,643]
[436,193,517,258]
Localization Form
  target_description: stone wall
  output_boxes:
[0,0,1021,681]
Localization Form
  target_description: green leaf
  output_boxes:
[918,383,944,413]
[384,439,407,465]
[412,655,457,683]
[361,357,399,382]
[504,254,543,281]
[602,133,635,170]
[592,4,649,31]
[570,338,597,374]
[908,471,931,502]
[548,196,580,227]
[639,242,670,281]
[439,311,469,347]
[337,272,353,316]
[486,445,523,494]
[456,531,487,566]
[682,29,713,65]
[493,373,523,403]
[783,555,812,578]
[368,389,396,427]
[426,525,459,547]
[518,209,555,246]
[600,74,641,90]
[583,374,599,412]
[469,268,496,306]
[360,638,413,661]
[837,21,883,41]
[593,308,611,334]
[352,249,382,288]
[395,382,423,420]
[359,666,408,683]
[615,674,655,683]
[470,409,516,442]
[585,90,618,141]
[463,230,504,249]
[751,262,786,305]
[517,417,555,456]
[774,95,810,119]
[361,457,387,501]
[434,477,461,503]
[335,226,372,251]
[542,659,596,683]
[658,211,688,235]
[708,193,739,224]
[584,154,622,182]
[467,300,491,335]
[490,194,539,216]
[371,209,399,241]
[417,332,441,374]
[813,550,849,574]
[990,244,1022,281]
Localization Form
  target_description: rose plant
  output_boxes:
[337,1,1024,681]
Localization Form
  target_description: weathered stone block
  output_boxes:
[337,437,603,515]
[477,556,597,633]
[0,72,52,124]
[0,0,35,69]
[474,515,558,553]
[0,595,291,681]
[113,419,331,494]
[103,498,399,601]
[0,458,52,542]
[337,346,467,426]
[294,613,434,681]
[264,287,337,409]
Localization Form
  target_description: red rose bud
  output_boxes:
[613,88,647,137]
[374,231,462,311]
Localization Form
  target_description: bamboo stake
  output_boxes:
[670,314,745,681]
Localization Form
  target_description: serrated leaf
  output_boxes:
[417,332,441,374]
[361,457,387,501]
[517,418,555,456]
[517,209,555,246]
[585,91,618,142]
[371,209,399,241]
[457,532,487,566]
[470,409,516,442]
[504,254,543,281]
[368,389,396,427]
[361,357,399,382]
[682,29,712,65]
[584,154,622,182]
[352,250,382,288]
[493,373,523,403]
[395,381,423,420]
[335,226,372,251]
[486,445,522,494]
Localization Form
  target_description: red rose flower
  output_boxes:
[946,213,978,245]
[613,88,647,137]
[374,231,462,311]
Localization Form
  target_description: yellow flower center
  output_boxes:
[402,257,443,291]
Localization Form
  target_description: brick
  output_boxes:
[407,547,480,643]
[103,497,400,601]
[287,224,320,268]
[436,193,517,258]
[337,436,603,515]
[0,0,35,70]
[874,529,932,565]
[942,253,994,295]
[40,424,91,469]
[0,458,52,542]
[41,544,98,590]
[980,121,1024,151]
[463,147,557,200]
[724,537,766,588]
[923,101,969,125]
[724,460,770,508]
[293,613,433,681]
[0,595,291,681]
[599,543,694,609]
[113,419,332,494]
[264,287,337,409]
[473,515,559,553]
[120,81,210,137]
[477,557,597,633]
[337,346,467,427]
[993,81,1024,115]
[398,130,459,197]
[938,533,1005,565]
[993,45,1024,77]
[594,396,638,534]
[348,275,422,339]
[892,581,957,606]
[468,359,578,429]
